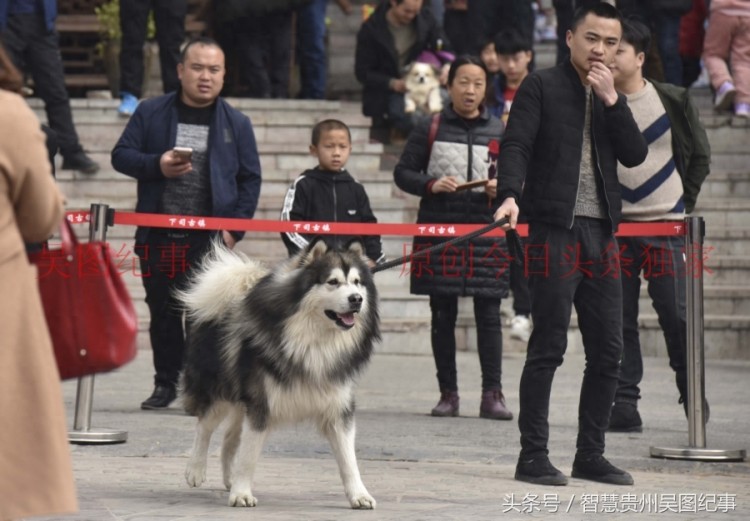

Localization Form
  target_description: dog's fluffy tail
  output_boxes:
[177,239,268,324]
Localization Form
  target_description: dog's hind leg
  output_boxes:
[228,418,267,507]
[323,417,376,509]
[220,404,244,491]
[185,402,228,488]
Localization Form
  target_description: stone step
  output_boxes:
[377,314,750,358]
[693,197,750,227]
[28,99,375,148]
[703,256,750,284]
[699,171,750,197]
[56,121,373,152]
[638,284,750,316]
[702,120,750,154]
[704,227,750,257]
[55,146,387,193]
[29,97,368,114]
[55,165,750,210]
[55,155,750,187]
[707,153,750,172]
[639,315,750,359]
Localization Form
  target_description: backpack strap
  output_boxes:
[427,112,441,157]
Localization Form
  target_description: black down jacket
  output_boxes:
[394,105,510,299]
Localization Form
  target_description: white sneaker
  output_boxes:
[510,315,531,342]
[714,81,736,111]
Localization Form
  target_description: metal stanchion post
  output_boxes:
[650,216,744,461]
[68,203,128,445]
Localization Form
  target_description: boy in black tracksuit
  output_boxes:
[281,119,385,266]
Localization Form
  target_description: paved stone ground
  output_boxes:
[40,348,750,520]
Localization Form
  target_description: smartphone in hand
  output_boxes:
[173,146,193,162]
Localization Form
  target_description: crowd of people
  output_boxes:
[1,0,737,518]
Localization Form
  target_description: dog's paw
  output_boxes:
[404,98,416,113]
[228,487,257,507]
[185,463,206,488]
[349,492,376,510]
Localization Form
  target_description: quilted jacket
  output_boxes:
[394,104,510,299]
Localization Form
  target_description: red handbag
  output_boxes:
[29,218,138,380]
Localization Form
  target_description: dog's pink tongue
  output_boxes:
[338,312,355,326]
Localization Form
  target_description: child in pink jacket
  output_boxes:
[703,0,750,117]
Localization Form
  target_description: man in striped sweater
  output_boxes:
[609,18,711,432]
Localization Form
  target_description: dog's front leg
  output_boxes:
[428,88,443,113]
[221,405,244,491]
[186,404,227,487]
[404,95,416,113]
[324,418,376,509]
[228,417,267,507]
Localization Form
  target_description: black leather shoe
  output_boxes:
[141,385,176,410]
[608,402,643,432]
[61,149,100,174]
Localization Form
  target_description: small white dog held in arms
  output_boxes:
[403,62,443,114]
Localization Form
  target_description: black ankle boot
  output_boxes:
[608,402,642,432]
[141,385,176,410]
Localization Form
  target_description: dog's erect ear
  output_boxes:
[344,239,365,259]
[300,237,329,266]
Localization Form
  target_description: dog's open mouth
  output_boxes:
[325,310,357,330]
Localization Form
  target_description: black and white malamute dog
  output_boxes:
[178,239,380,509]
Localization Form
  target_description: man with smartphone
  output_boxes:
[112,37,262,411]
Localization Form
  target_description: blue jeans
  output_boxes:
[297,0,328,99]
[616,235,688,405]
[518,218,623,458]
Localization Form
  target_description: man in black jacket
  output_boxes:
[354,0,448,141]
[494,3,648,486]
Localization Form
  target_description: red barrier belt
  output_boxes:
[64,210,684,237]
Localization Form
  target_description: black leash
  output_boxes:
[371,217,519,274]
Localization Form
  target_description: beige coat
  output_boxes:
[0,91,77,520]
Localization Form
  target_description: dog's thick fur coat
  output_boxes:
[179,240,380,509]
[404,61,443,114]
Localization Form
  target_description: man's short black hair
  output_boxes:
[621,17,651,55]
[494,29,533,56]
[180,37,222,63]
[570,2,622,32]
[311,119,351,146]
